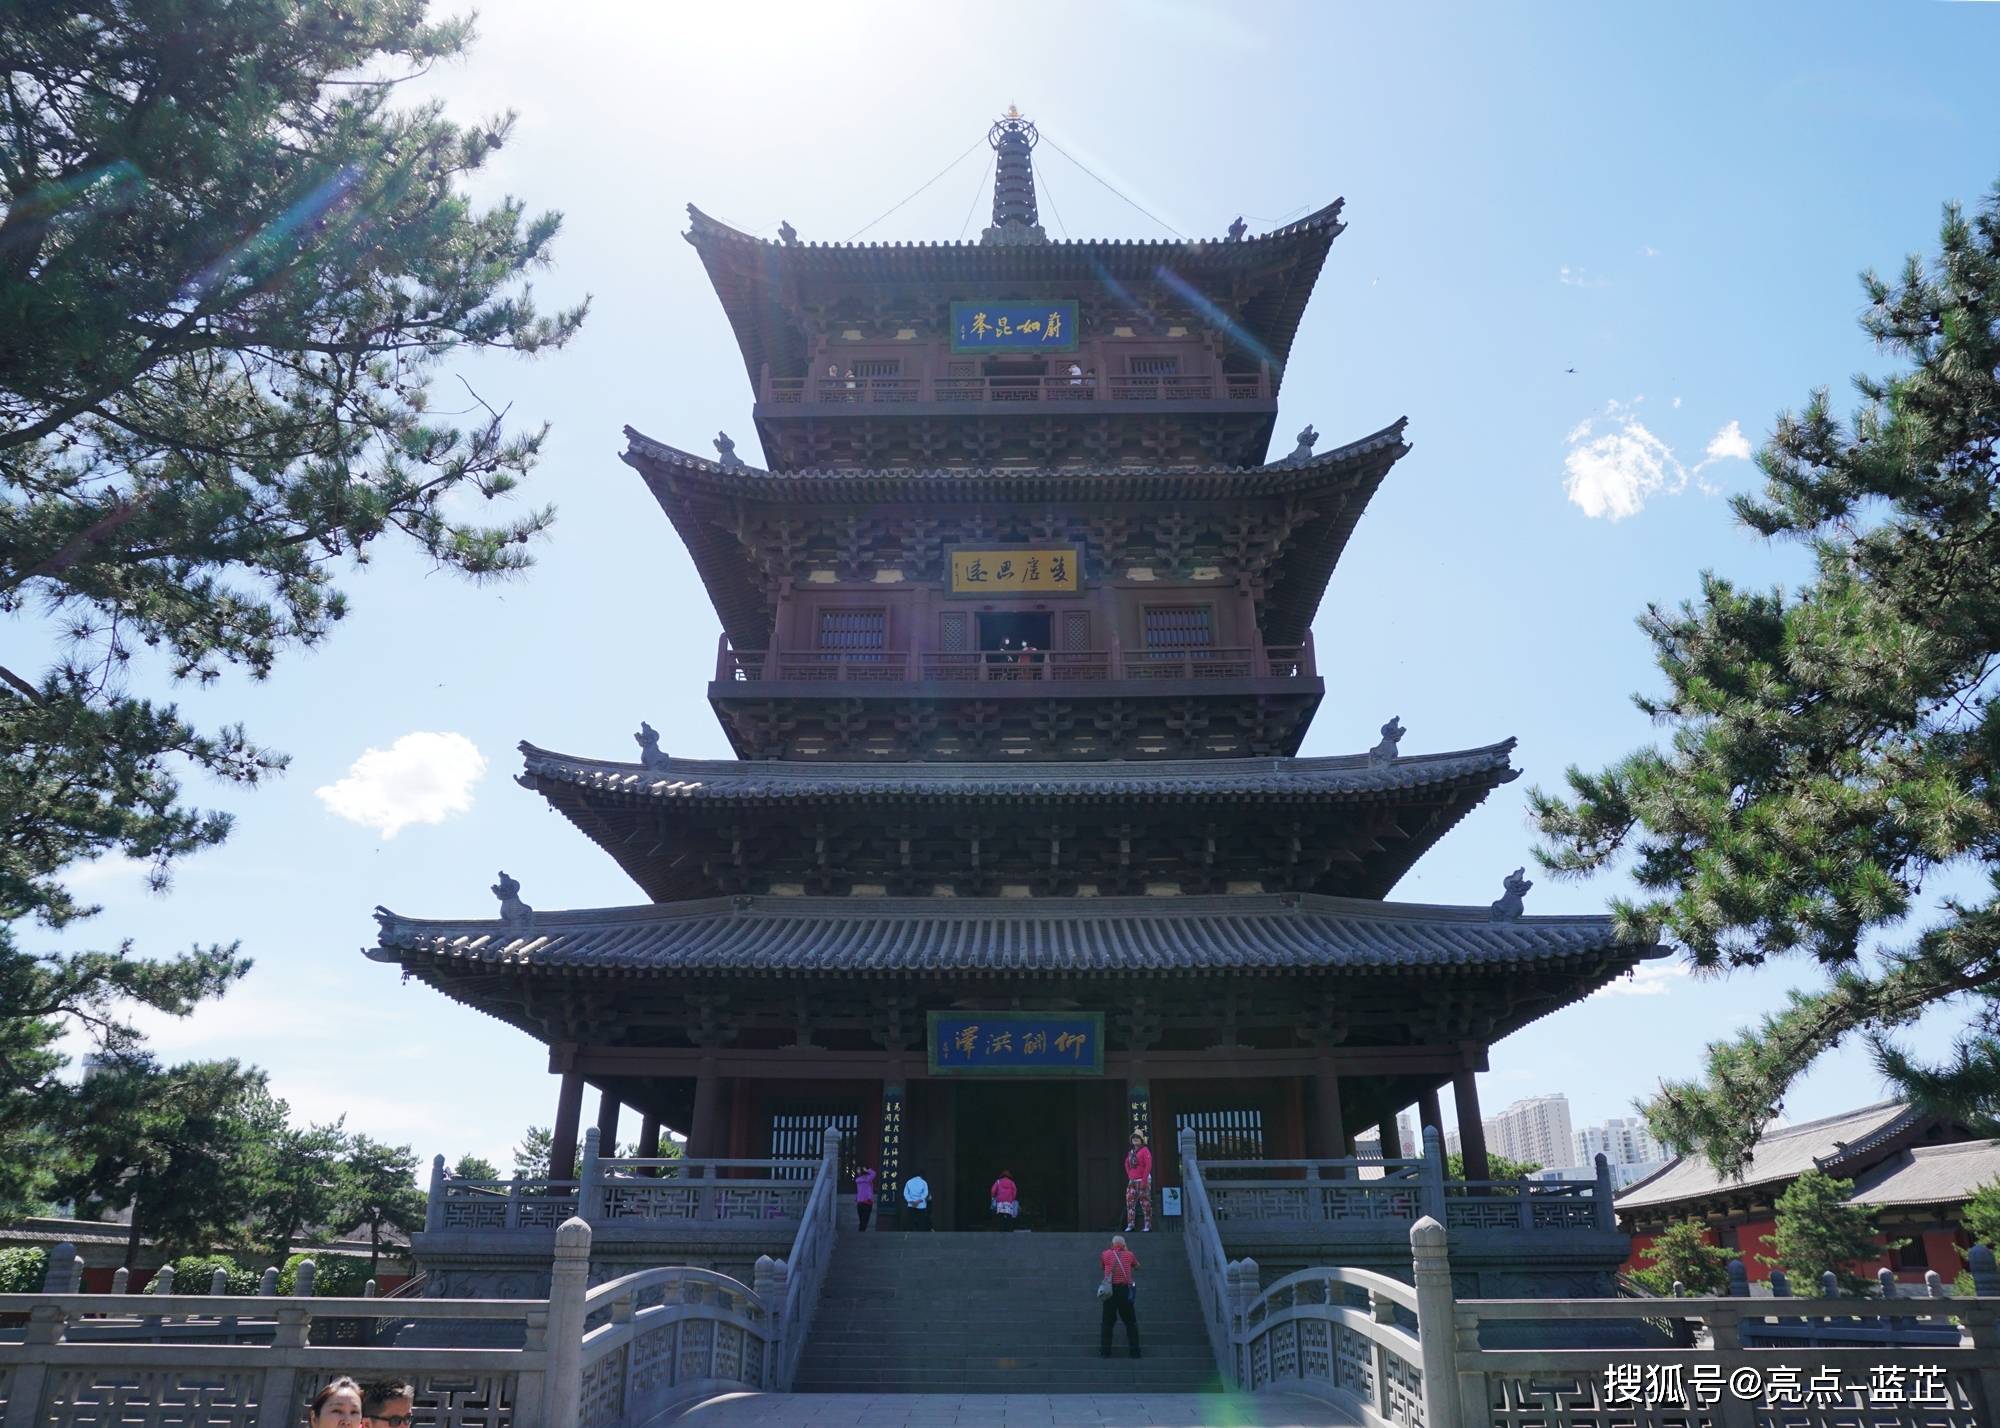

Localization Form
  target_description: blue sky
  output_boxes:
[45,1,2000,1174]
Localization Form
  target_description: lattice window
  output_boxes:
[1059,609,1091,651]
[1177,1108,1265,1160]
[1129,355,1181,375]
[1143,605,1214,650]
[939,610,970,653]
[770,1109,861,1182]
[817,609,885,651]
[852,359,901,378]
[948,361,976,378]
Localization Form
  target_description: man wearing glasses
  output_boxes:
[362,1381,415,1428]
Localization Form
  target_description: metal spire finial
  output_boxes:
[982,109,1046,247]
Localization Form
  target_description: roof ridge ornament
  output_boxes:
[1228,216,1247,243]
[1282,424,1320,464]
[981,109,1047,247]
[713,431,744,470]
[492,870,534,930]
[635,721,670,771]
[1369,716,1405,764]
[778,220,797,246]
[1489,867,1533,921]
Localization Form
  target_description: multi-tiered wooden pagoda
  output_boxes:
[370,112,1658,1232]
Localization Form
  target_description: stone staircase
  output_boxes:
[793,1228,1223,1394]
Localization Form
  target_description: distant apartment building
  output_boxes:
[1577,1116,1667,1169]
[1487,1094,1575,1170]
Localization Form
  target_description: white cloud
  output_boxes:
[1640,244,1660,258]
[1672,396,1683,409]
[1705,420,1753,463]
[1563,403,1756,520]
[315,731,487,838]
[1592,961,1691,999]
[1558,264,1608,288]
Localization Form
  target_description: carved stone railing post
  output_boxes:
[541,1216,592,1428]
[6,1304,66,1428]
[254,1306,312,1428]
[210,1267,229,1295]
[294,1259,316,1297]
[43,1241,80,1293]
[111,1266,129,1295]
[1702,1307,1758,1428]
[1420,1126,1447,1223]
[1971,1244,2000,1297]
[506,1173,525,1231]
[1410,1216,1462,1428]
[425,1153,446,1232]
[144,1263,172,1333]
[1593,1153,1615,1230]
[579,1126,603,1222]
[1726,1258,1747,1298]
[259,1267,278,1296]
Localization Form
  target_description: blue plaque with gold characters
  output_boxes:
[927,1011,1104,1076]
[950,300,1080,354]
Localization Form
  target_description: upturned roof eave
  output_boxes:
[620,419,1411,651]
[513,736,1520,803]
[683,199,1348,392]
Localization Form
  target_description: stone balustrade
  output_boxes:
[1189,1202,2000,1428]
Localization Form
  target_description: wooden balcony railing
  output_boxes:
[716,641,1314,685]
[761,373,1269,406]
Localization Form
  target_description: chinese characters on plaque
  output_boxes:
[948,548,1079,595]
[927,1012,1104,1076]
[949,300,1080,353]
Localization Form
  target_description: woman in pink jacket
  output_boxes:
[1122,1131,1153,1232]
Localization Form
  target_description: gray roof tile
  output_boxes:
[1848,1140,2000,1208]
[370,891,1653,979]
[1617,1102,1921,1209]
[517,740,1519,806]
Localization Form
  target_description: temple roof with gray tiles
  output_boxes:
[370,890,1654,980]
[684,199,1348,392]
[621,418,1408,502]
[518,737,1518,806]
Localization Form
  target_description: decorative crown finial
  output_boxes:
[983,109,1046,247]
[1489,868,1533,921]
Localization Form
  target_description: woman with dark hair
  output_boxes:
[1122,1130,1153,1233]
[307,1378,364,1428]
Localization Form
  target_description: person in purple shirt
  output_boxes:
[854,1165,877,1231]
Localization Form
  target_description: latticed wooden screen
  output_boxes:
[817,609,885,651]
[1143,605,1214,650]
[851,359,901,378]
[770,1109,861,1181]
[1059,610,1091,651]
[938,610,970,652]
[1129,355,1181,375]
[1177,1108,1266,1160]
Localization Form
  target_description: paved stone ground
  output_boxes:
[672,1391,1355,1426]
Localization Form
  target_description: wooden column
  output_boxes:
[550,1070,585,1181]
[595,1090,621,1152]
[1452,1067,1490,1182]
[1418,1086,1444,1140]
[689,1056,723,1159]
[638,1115,661,1159]
[1376,1116,1401,1159]
[1309,1058,1346,1173]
